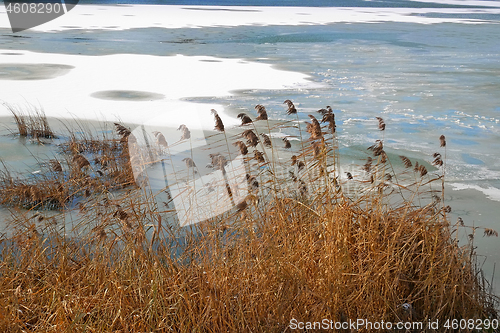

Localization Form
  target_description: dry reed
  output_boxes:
[284,99,297,115]
[0,101,498,332]
[5,103,56,140]
[237,113,253,125]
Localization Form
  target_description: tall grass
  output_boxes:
[0,101,498,332]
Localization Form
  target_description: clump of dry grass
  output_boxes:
[5,103,56,140]
[0,102,498,332]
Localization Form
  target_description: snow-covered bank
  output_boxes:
[0,51,314,128]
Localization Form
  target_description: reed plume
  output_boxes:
[484,228,499,237]
[317,106,332,115]
[242,129,259,147]
[416,164,428,177]
[376,117,386,131]
[367,140,384,157]
[113,209,128,221]
[298,178,308,196]
[260,133,272,148]
[283,137,291,149]
[399,156,412,168]
[211,109,225,132]
[153,131,168,148]
[254,150,265,163]
[177,124,190,140]
[306,115,322,140]
[114,123,131,138]
[114,122,137,145]
[311,141,323,158]
[380,151,387,164]
[236,200,248,212]
[114,123,131,142]
[291,155,305,172]
[320,107,336,133]
[283,99,297,115]
[208,153,228,171]
[254,104,268,121]
[246,174,259,189]
[182,157,196,168]
[237,113,253,125]
[440,134,446,147]
[432,153,444,167]
[49,159,63,172]
[233,141,248,155]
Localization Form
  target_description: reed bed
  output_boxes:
[0,101,498,332]
[0,119,135,210]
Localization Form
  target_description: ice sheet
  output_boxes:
[2,4,500,33]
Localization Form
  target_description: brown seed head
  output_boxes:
[283,137,292,149]
[306,115,322,139]
[418,165,427,177]
[484,228,499,237]
[376,117,386,131]
[367,140,384,156]
[254,150,265,163]
[113,209,128,221]
[439,135,446,147]
[321,112,336,133]
[114,123,131,138]
[233,141,248,155]
[211,109,225,132]
[237,113,253,125]
[283,99,297,115]
[153,131,168,147]
[50,159,62,172]
[399,156,412,168]
[242,129,259,147]
[209,153,228,170]
[260,133,272,148]
[246,174,259,189]
[177,124,190,140]
[255,104,268,121]
[182,157,196,168]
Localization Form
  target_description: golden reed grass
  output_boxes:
[0,101,498,332]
